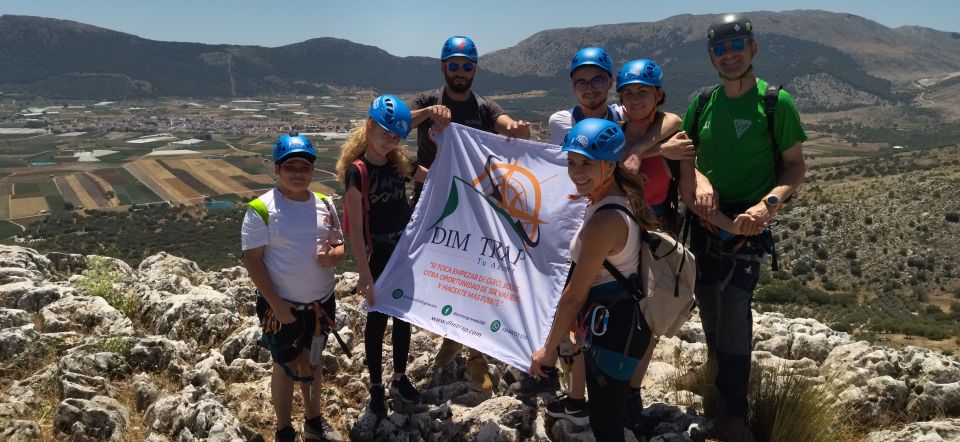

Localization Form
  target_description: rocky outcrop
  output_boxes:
[1,245,958,440]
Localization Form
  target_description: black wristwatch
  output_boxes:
[763,194,780,209]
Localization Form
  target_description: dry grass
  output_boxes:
[672,359,860,441]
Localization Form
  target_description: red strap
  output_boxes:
[343,159,373,251]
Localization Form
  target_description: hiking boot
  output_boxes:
[465,356,493,392]
[275,426,297,442]
[389,375,421,403]
[434,338,463,367]
[514,367,559,397]
[368,384,388,418]
[544,394,589,426]
[303,415,344,441]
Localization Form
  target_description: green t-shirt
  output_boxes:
[680,78,807,204]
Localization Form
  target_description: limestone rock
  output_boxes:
[139,285,241,347]
[0,246,55,279]
[41,296,134,336]
[0,420,41,440]
[53,395,129,442]
[144,386,246,441]
[866,418,960,442]
[46,252,87,274]
[58,345,132,381]
[128,335,193,373]
[0,324,39,365]
[138,252,203,294]
[0,307,31,328]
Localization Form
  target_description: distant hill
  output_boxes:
[3,10,960,118]
[0,15,541,99]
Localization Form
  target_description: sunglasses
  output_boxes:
[280,163,314,174]
[574,75,608,92]
[446,62,474,72]
[711,37,748,57]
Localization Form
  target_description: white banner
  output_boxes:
[371,123,586,371]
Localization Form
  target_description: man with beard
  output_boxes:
[411,35,530,393]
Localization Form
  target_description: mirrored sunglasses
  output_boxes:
[711,38,747,57]
[446,62,474,72]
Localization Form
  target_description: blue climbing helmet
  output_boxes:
[368,94,412,139]
[569,47,613,77]
[273,132,316,164]
[562,118,625,162]
[441,36,478,62]
[616,59,663,91]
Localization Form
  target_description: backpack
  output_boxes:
[596,204,697,337]
[247,191,334,225]
[341,159,373,251]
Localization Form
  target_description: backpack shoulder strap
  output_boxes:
[764,84,784,175]
[689,85,720,148]
[247,196,270,225]
[594,203,645,295]
[351,159,373,249]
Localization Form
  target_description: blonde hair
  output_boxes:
[336,119,413,186]
[613,166,659,231]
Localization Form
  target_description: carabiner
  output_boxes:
[590,306,609,336]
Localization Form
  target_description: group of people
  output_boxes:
[242,13,806,442]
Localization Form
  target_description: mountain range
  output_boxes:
[2,11,960,118]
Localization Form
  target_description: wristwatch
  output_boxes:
[763,194,780,209]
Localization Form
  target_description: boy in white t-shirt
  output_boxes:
[241,132,345,442]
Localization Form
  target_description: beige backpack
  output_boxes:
[598,204,697,337]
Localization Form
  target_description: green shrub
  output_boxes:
[95,335,133,357]
[76,257,138,319]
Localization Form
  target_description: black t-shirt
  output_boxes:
[345,157,411,235]
[412,89,504,168]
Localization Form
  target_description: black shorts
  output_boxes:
[255,293,336,364]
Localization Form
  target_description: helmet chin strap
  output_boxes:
[718,64,754,90]
[568,162,616,203]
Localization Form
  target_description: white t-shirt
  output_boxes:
[548,104,626,146]
[241,189,343,303]
[569,195,640,286]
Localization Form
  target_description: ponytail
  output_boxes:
[613,166,659,231]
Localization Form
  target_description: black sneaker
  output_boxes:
[303,415,344,441]
[389,375,421,403]
[275,425,297,442]
[514,367,559,396]
[545,394,590,426]
[368,384,388,418]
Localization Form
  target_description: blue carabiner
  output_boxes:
[591,306,609,336]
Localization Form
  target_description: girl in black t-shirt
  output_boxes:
[336,95,428,418]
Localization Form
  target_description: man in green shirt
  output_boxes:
[677,14,807,441]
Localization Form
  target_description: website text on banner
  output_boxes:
[371,123,586,371]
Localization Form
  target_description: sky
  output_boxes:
[3,0,959,58]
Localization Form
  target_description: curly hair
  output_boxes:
[335,119,413,186]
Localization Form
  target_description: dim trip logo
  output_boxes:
[442,305,453,316]
[429,154,547,250]
[392,289,404,299]
[490,320,501,332]
[457,39,468,50]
